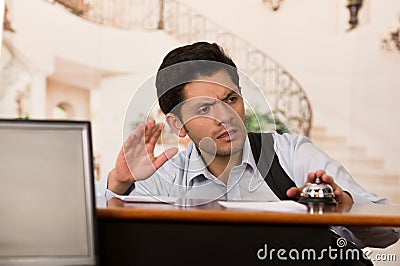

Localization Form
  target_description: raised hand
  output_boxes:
[108,120,178,194]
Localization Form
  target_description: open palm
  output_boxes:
[116,120,178,184]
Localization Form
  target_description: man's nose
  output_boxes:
[214,102,234,125]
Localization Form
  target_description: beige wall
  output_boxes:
[5,0,400,176]
[46,79,90,120]
[183,0,400,173]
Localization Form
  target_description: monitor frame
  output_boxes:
[0,119,98,266]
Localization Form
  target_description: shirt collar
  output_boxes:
[242,135,257,170]
[185,135,257,184]
[185,143,212,184]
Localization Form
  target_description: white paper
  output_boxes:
[218,200,307,213]
[115,195,178,204]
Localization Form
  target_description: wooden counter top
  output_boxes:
[97,197,400,227]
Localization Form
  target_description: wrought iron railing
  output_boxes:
[48,0,313,136]
[82,0,161,30]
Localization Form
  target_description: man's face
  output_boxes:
[178,70,246,157]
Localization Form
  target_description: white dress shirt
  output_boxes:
[96,131,399,248]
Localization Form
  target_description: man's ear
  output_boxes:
[165,113,187,138]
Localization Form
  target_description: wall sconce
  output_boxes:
[262,0,284,12]
[346,0,363,31]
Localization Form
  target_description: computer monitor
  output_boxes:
[0,120,97,266]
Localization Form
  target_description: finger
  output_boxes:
[125,123,145,147]
[286,186,302,198]
[334,187,345,203]
[320,174,342,194]
[116,146,126,163]
[306,172,316,183]
[321,174,335,185]
[319,174,345,201]
[123,125,147,161]
[152,147,178,169]
[147,123,164,146]
[334,187,343,197]
[144,120,155,143]
[315,170,327,179]
[126,123,144,141]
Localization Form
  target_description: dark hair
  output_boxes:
[156,42,239,116]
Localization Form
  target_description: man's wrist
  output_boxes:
[343,191,353,200]
[343,190,354,206]
[107,169,135,195]
[123,182,136,195]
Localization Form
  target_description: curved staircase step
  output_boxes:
[337,158,385,171]
[309,125,326,136]
[311,135,347,145]
[321,147,367,159]
[309,125,398,205]
[349,172,399,185]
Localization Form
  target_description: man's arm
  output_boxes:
[272,132,387,204]
[107,120,178,195]
[273,132,398,248]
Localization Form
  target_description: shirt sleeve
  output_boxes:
[95,173,110,197]
[272,132,399,248]
[95,162,176,200]
[272,132,387,204]
[95,172,125,199]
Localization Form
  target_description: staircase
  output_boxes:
[47,0,313,136]
[19,2,399,199]
[40,0,399,206]
[310,126,399,204]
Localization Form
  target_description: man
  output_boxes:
[98,42,399,249]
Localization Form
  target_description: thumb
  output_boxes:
[286,186,301,198]
[152,147,179,169]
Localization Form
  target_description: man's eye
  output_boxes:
[226,96,238,103]
[198,106,211,115]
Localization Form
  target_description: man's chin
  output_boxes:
[215,143,244,157]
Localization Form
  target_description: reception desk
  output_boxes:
[97,198,400,266]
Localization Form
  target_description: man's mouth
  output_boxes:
[216,129,237,140]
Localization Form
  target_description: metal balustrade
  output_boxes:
[48,0,313,135]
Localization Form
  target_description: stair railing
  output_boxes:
[49,0,313,136]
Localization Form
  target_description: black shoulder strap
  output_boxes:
[248,132,296,200]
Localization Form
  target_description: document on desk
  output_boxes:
[218,200,307,213]
[115,195,178,204]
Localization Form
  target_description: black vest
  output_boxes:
[248,132,296,200]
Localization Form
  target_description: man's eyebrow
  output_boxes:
[191,98,216,109]
[186,91,239,110]
[221,91,239,102]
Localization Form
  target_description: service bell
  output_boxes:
[298,177,337,205]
